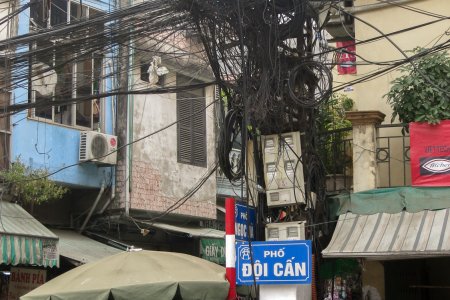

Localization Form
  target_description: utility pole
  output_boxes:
[115,0,130,215]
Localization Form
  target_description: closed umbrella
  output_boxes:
[21,250,229,300]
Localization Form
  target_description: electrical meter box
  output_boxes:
[262,131,305,207]
[265,221,306,241]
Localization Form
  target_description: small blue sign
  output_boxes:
[236,240,312,285]
[235,203,256,241]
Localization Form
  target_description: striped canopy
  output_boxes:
[0,202,59,267]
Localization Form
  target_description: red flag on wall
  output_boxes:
[410,121,450,186]
[336,41,357,75]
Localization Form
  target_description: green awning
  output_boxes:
[52,229,121,265]
[333,187,450,216]
[0,202,59,267]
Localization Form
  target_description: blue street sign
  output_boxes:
[236,240,312,285]
[235,203,256,241]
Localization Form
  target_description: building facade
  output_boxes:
[105,30,221,254]
[323,1,450,299]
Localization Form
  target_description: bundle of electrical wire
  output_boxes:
[287,60,333,108]
[218,108,244,182]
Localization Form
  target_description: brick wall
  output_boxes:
[130,160,216,219]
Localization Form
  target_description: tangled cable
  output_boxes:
[218,109,244,182]
[287,60,333,108]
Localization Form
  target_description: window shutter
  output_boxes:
[192,98,206,167]
[177,74,207,167]
[177,97,193,164]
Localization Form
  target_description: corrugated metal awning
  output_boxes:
[51,229,122,265]
[145,222,225,239]
[0,202,59,267]
[322,208,450,260]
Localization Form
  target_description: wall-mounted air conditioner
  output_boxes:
[262,131,305,206]
[79,131,117,166]
[265,221,306,241]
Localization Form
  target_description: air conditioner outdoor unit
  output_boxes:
[79,131,118,166]
[262,131,305,206]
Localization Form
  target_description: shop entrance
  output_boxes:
[385,257,450,300]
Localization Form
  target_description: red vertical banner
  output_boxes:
[225,197,236,300]
[336,40,357,75]
[410,121,450,186]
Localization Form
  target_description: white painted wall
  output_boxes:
[333,0,450,121]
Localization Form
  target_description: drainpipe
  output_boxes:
[100,170,114,214]
[110,165,115,206]
[125,104,130,216]
[79,182,106,233]
[99,195,112,215]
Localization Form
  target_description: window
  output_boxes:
[29,0,104,129]
[140,63,151,82]
[176,74,206,167]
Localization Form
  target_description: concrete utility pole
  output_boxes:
[260,17,314,300]
[115,0,130,215]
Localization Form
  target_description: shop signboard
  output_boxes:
[410,120,450,186]
[7,267,46,300]
[200,238,225,265]
[235,240,312,285]
[235,203,256,242]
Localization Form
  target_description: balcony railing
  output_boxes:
[318,127,353,193]
[376,124,410,188]
[319,123,411,192]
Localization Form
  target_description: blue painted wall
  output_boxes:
[11,0,116,189]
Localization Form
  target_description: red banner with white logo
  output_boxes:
[336,41,357,75]
[410,121,450,186]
